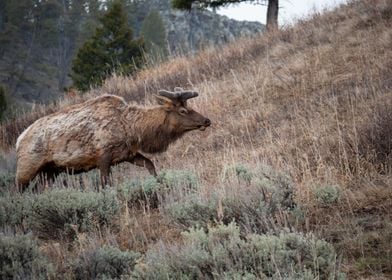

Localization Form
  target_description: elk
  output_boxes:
[15,89,211,191]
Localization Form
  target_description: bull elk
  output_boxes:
[15,89,211,191]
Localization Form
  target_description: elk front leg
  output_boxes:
[129,153,157,177]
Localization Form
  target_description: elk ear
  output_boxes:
[154,94,174,111]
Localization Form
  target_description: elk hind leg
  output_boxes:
[98,153,112,189]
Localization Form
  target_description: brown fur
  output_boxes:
[15,94,210,191]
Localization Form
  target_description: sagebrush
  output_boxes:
[140,223,344,279]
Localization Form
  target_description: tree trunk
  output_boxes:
[266,0,278,31]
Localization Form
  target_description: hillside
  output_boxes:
[0,0,391,278]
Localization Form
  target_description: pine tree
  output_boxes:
[141,10,168,62]
[70,1,144,91]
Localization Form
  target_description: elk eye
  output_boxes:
[179,108,188,115]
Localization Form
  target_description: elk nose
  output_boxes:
[204,118,211,126]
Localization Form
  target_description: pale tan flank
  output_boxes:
[15,92,211,191]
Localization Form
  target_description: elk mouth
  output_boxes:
[198,119,211,131]
[185,120,210,132]
[197,123,211,131]
[185,125,207,131]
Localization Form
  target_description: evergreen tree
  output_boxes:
[35,0,63,47]
[70,1,144,91]
[0,0,34,56]
[123,0,141,33]
[141,10,168,62]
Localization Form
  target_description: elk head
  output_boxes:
[156,88,211,132]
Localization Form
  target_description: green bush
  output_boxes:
[118,170,199,209]
[166,192,286,234]
[73,246,140,280]
[140,223,344,279]
[0,234,53,279]
[30,189,119,239]
[223,164,253,184]
[223,164,295,210]
[314,184,341,205]
[0,194,34,230]
[0,153,16,195]
[166,165,295,233]
[0,173,15,195]
[166,195,216,228]
[253,165,295,210]
[158,169,199,189]
[235,164,253,183]
[117,176,160,208]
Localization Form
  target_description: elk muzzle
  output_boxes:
[199,118,211,131]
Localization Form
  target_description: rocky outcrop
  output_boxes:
[147,0,263,53]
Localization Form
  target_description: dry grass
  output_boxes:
[1,0,391,278]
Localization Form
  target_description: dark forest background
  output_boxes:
[0,0,262,112]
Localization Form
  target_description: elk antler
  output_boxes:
[158,89,199,101]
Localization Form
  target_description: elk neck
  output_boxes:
[122,105,185,153]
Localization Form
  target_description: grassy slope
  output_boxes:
[152,1,391,276]
[1,0,391,277]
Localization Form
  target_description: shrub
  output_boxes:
[313,184,341,205]
[73,245,140,280]
[0,234,53,279]
[252,165,295,210]
[117,176,160,208]
[140,223,344,279]
[30,189,119,240]
[165,195,216,228]
[158,169,199,189]
[0,172,15,195]
[166,165,295,233]
[223,164,253,184]
[0,153,16,195]
[118,170,199,209]
[0,193,34,231]
[223,164,295,210]
[166,192,291,234]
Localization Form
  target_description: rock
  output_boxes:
[138,0,264,53]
